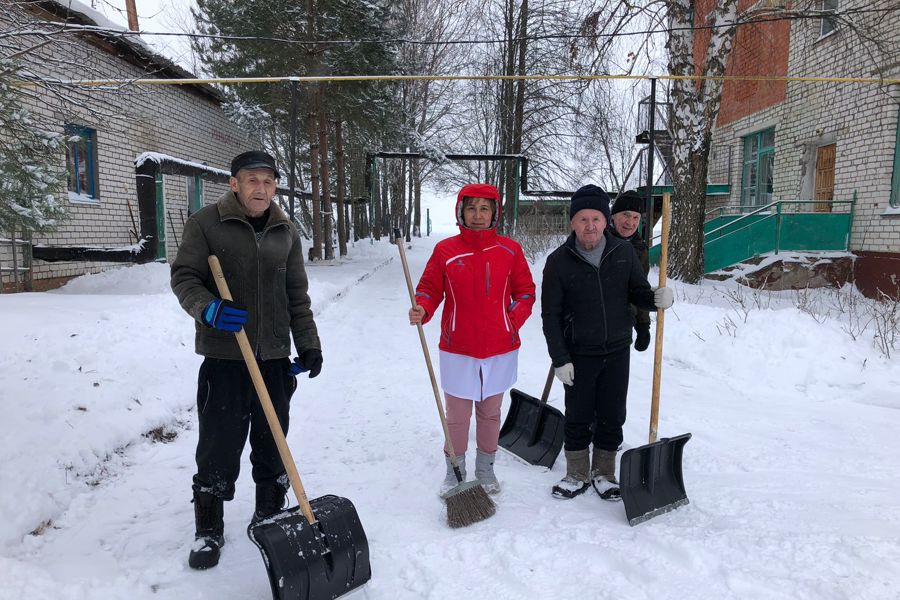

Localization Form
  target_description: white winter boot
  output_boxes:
[440,455,466,496]
[474,450,501,494]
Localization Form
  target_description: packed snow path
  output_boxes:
[2,222,899,599]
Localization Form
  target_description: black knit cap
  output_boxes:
[611,190,645,215]
[569,184,612,221]
[231,150,280,179]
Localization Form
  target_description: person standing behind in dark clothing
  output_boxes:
[541,184,673,500]
[610,190,652,352]
[171,151,323,570]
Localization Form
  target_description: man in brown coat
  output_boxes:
[171,151,322,570]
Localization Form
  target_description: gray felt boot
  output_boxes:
[551,449,591,499]
[439,455,467,496]
[474,450,501,494]
[591,447,621,501]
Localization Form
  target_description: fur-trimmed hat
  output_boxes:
[611,190,645,215]
[569,184,612,222]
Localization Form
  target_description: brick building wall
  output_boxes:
[693,0,790,127]
[704,0,900,295]
[778,0,900,254]
[0,3,252,290]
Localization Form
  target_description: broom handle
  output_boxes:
[540,365,554,404]
[395,240,464,478]
[649,193,670,444]
[208,255,316,525]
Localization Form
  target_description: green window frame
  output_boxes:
[891,109,900,208]
[65,124,99,201]
[741,128,775,210]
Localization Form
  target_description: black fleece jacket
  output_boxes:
[541,231,657,366]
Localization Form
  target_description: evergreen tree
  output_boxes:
[192,0,400,143]
[0,59,66,234]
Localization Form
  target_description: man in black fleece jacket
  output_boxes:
[541,184,673,500]
[610,190,652,352]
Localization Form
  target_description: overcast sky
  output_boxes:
[88,0,199,71]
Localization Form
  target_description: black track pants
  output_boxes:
[563,346,630,452]
[192,357,296,500]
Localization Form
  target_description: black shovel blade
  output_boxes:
[247,494,371,600]
[619,433,692,526]
[498,388,565,468]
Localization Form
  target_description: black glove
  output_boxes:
[290,348,323,378]
[202,299,248,332]
[634,323,651,352]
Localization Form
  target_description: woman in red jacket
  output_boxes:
[409,183,536,494]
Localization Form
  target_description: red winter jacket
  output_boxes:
[415,184,536,359]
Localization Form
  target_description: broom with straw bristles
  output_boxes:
[395,234,496,528]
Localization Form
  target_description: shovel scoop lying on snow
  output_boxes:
[208,255,371,600]
[247,496,370,600]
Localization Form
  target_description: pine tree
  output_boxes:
[193,0,400,256]
[0,59,67,234]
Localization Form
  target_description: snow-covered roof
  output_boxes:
[29,0,224,103]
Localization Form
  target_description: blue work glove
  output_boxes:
[202,299,248,332]
[634,323,651,352]
[290,348,323,378]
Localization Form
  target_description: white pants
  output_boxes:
[439,350,518,401]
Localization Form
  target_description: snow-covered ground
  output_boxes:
[2,191,899,599]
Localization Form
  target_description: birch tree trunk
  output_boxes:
[666,0,738,282]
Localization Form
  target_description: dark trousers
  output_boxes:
[193,357,296,500]
[563,347,630,452]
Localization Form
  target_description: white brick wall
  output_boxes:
[1,6,251,287]
[709,0,900,254]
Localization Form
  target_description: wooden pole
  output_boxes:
[649,192,670,443]
[208,256,316,524]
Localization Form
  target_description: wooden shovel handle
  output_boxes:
[649,193,670,444]
[208,255,316,525]
[394,239,463,468]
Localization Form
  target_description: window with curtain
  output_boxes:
[65,124,99,202]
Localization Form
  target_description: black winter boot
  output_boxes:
[252,483,287,524]
[188,491,224,570]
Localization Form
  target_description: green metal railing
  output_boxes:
[650,194,856,273]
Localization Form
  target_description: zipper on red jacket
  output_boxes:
[501,277,511,333]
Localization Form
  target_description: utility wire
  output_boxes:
[27,6,899,48]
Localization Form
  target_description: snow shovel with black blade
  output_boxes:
[208,256,371,600]
[619,193,692,527]
[498,366,565,468]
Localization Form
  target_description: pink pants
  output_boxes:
[443,392,503,456]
